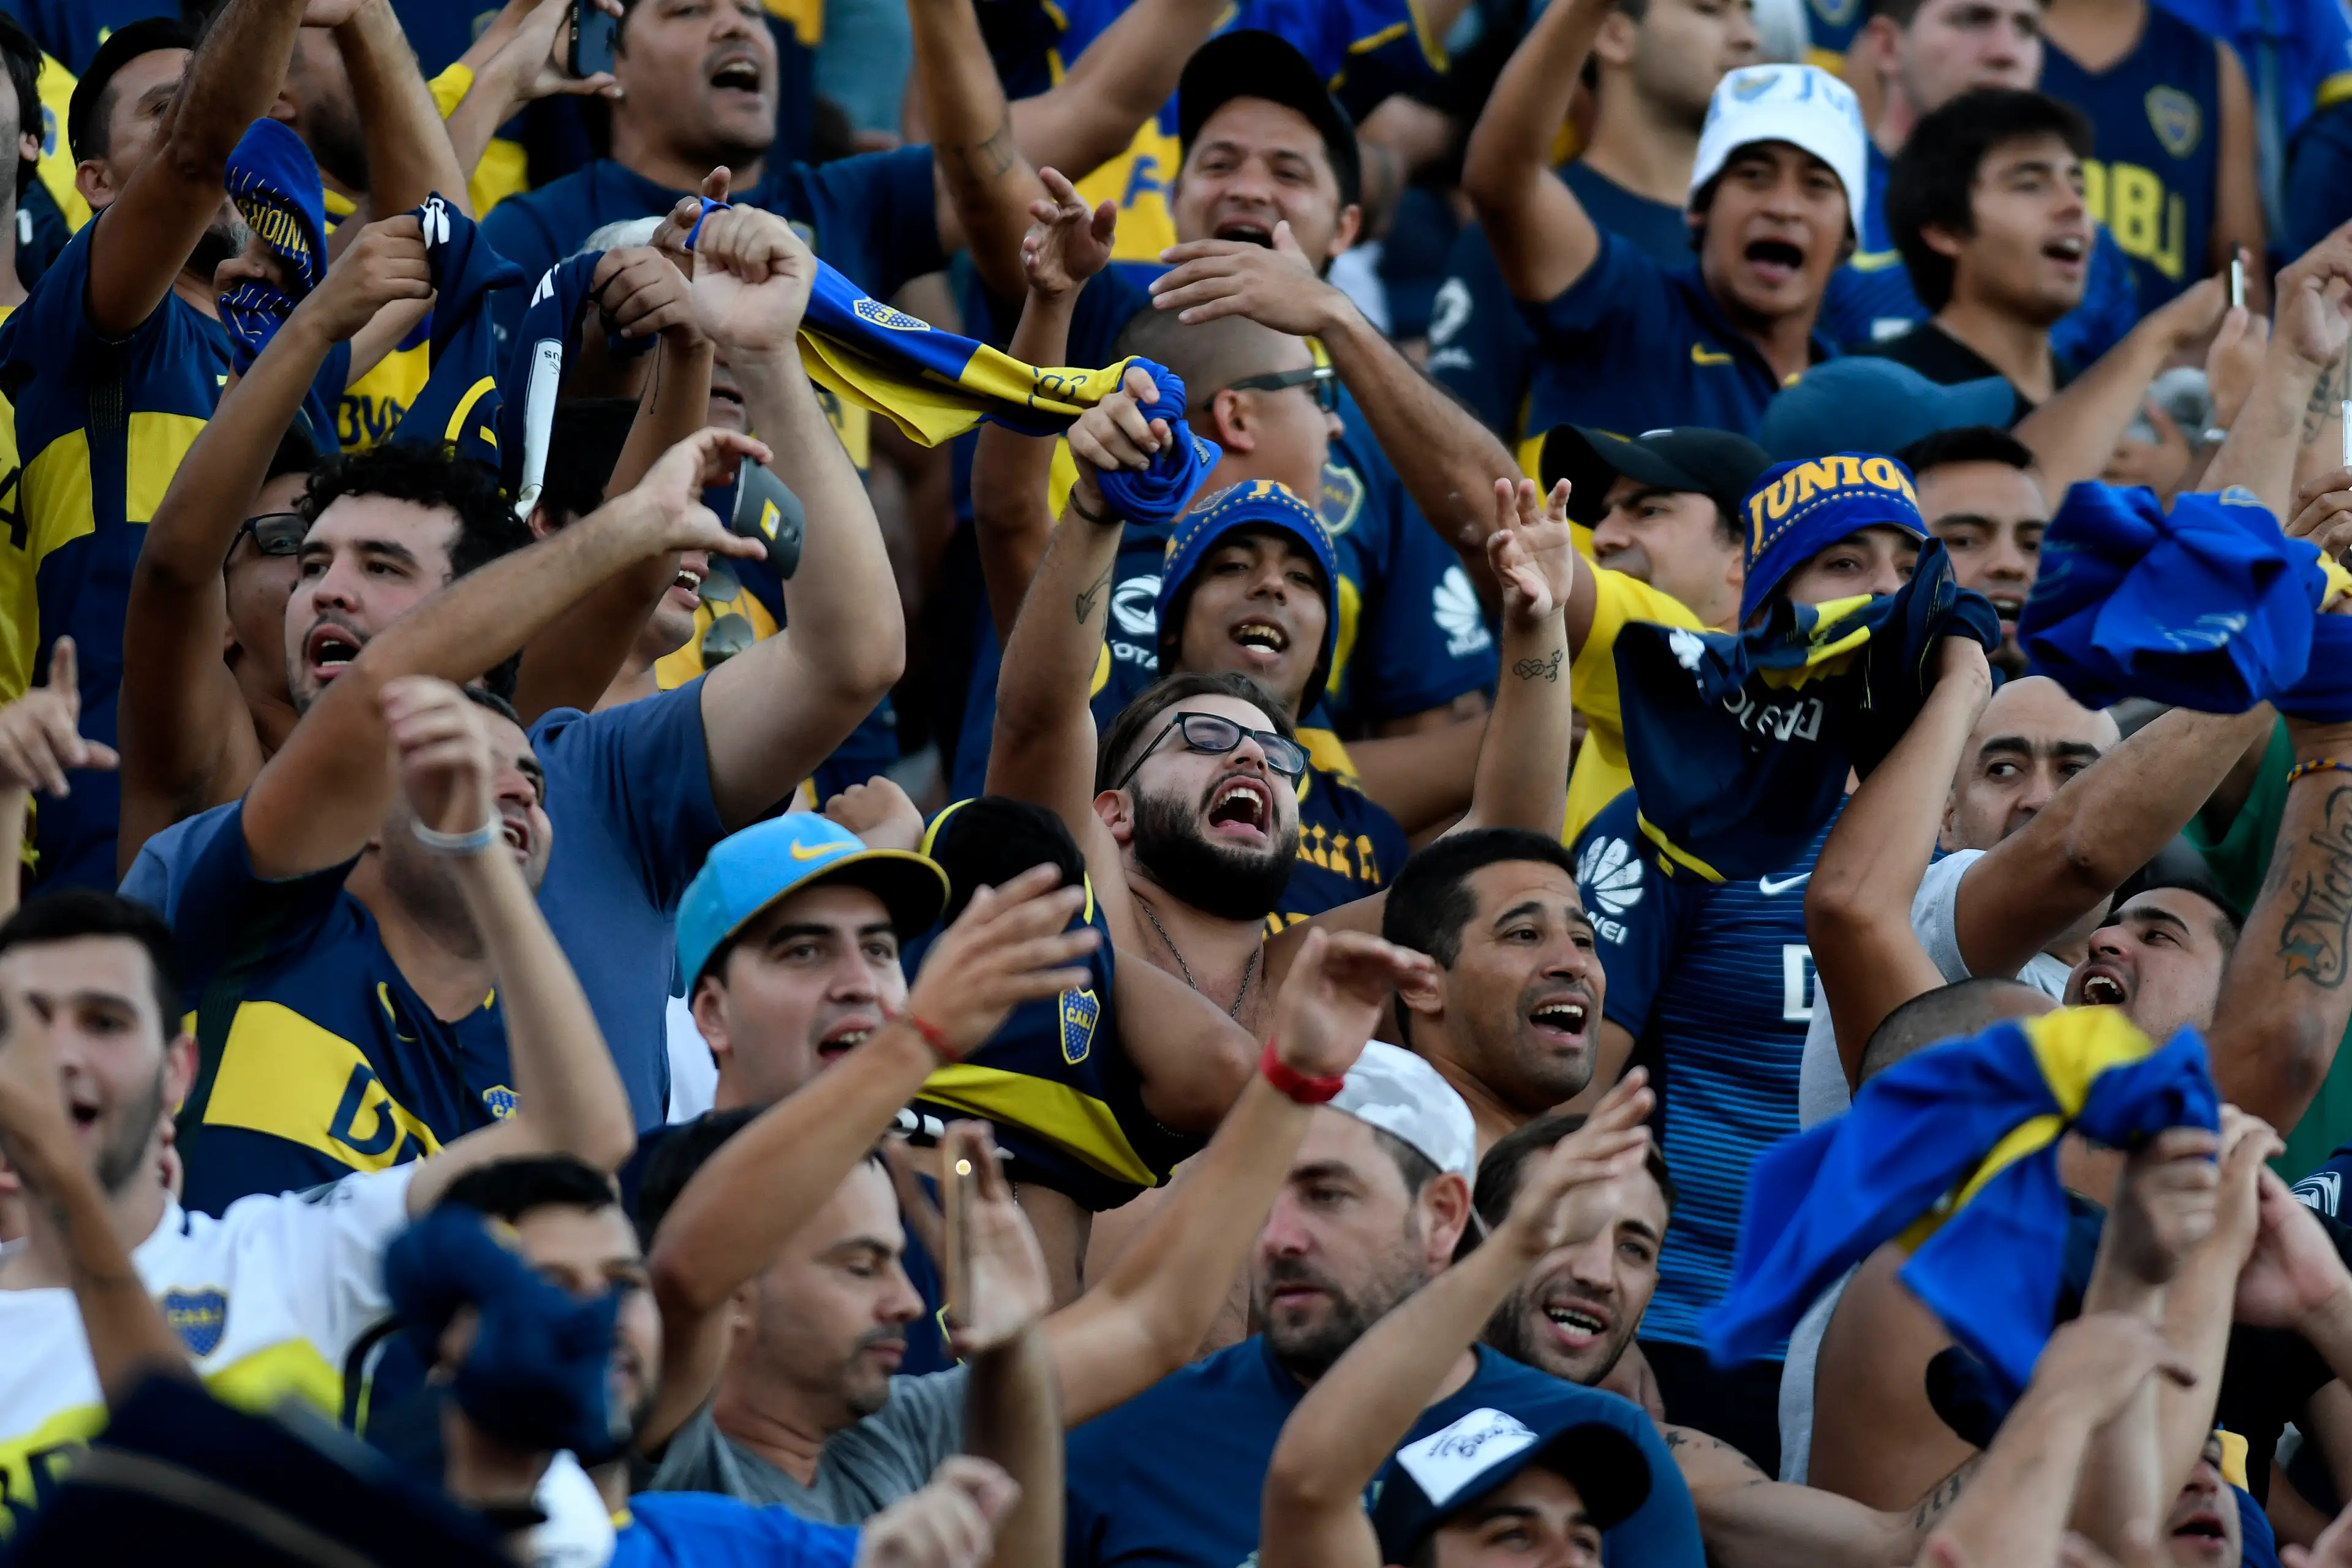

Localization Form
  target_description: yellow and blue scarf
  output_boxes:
[2020,481,2352,721]
[1613,535,1999,881]
[1706,1006,2218,1393]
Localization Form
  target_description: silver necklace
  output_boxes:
[1137,896,1261,1019]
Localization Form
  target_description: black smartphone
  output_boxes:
[732,459,807,579]
[570,1,619,78]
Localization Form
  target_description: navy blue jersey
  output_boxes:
[1573,790,1834,1351]
[0,0,171,71]
[2040,12,2226,308]
[613,1491,861,1568]
[1279,749,1411,923]
[167,805,515,1216]
[1065,1338,1706,1568]
[1565,162,1696,269]
[1800,0,1868,62]
[1427,220,1534,443]
[1820,141,2142,364]
[1518,232,1833,442]
[2288,102,2352,257]
[903,881,1200,1210]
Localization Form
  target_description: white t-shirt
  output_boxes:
[1796,849,2075,1128]
[0,1164,415,1520]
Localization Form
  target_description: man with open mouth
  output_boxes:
[1902,423,2051,674]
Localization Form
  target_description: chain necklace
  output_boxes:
[1137,896,1261,1019]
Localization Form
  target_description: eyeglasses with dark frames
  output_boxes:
[1226,363,1340,415]
[1114,710,1310,792]
[229,511,307,563]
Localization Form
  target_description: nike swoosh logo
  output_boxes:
[1691,344,1734,366]
[789,841,842,861]
[1758,873,1811,895]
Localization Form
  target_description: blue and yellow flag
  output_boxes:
[394,194,527,470]
[1613,537,2000,881]
[1706,1006,2218,1393]
[2019,482,2350,716]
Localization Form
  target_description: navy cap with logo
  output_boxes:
[1177,31,1362,212]
[1370,1404,1653,1563]
[1540,426,1772,528]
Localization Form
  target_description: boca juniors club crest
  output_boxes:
[163,1289,228,1357]
[1059,989,1101,1066]
[2145,86,2203,159]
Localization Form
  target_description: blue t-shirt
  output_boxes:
[1564,162,1694,270]
[2286,102,2352,257]
[479,147,946,352]
[1,0,172,70]
[529,680,734,1131]
[1064,1337,1705,1568]
[1572,790,1833,1351]
[2157,0,2352,186]
[2040,11,2226,309]
[166,803,515,1216]
[614,1491,862,1568]
[1819,141,2141,365]
[1518,232,1833,442]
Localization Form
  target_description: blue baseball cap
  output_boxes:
[1740,451,1928,619]
[1158,480,1343,714]
[1759,358,2016,464]
[676,815,949,990]
[1370,1404,1652,1562]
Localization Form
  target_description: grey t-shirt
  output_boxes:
[649,1365,970,1523]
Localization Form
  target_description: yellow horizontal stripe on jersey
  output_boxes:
[126,413,209,525]
[0,1338,342,1531]
[203,1001,445,1171]
[338,341,430,452]
[917,1064,1159,1186]
[21,428,94,571]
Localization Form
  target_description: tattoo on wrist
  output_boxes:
[1910,1455,1982,1531]
[2278,783,2352,987]
[2302,360,2346,447]
[1512,649,1563,683]
[1074,564,1112,625]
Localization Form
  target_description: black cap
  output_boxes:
[1368,1406,1654,1563]
[1539,425,1772,527]
[69,16,198,165]
[1177,31,1362,211]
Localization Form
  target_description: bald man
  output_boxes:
[1798,678,2269,1127]
[1110,309,1340,507]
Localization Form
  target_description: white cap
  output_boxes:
[1688,64,1867,219]
[1329,1042,1479,1184]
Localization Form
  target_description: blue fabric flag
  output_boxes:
[497,249,655,518]
[1706,1007,2219,1395]
[394,193,527,470]
[1613,536,2000,881]
[2019,483,2335,714]
[221,116,348,453]
[385,1204,629,1461]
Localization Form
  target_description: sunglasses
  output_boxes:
[1114,710,1309,792]
[1227,363,1339,415]
[232,511,307,561]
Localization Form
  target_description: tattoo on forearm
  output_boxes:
[946,115,1019,189]
[1512,649,1563,683]
[2278,784,2352,987]
[2302,357,2346,447]
[1909,1454,1983,1532]
[1074,564,1112,625]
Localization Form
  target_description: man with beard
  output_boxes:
[1064,1057,1708,1567]
[1464,0,1863,440]
[0,674,636,1521]
[1,0,480,892]
[1381,829,1611,1153]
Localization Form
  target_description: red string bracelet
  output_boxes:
[1261,1039,1346,1104]
[892,1009,960,1063]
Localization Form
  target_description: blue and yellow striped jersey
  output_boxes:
[165,804,519,1216]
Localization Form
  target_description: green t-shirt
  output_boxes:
[2184,718,2352,1177]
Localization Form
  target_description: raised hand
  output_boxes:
[932,1121,1053,1356]
[295,214,433,343]
[590,245,699,344]
[1148,220,1349,336]
[656,170,734,270]
[2285,1498,2352,1567]
[2233,1167,2352,1331]
[0,639,117,797]
[2100,1125,2221,1289]
[1066,364,1167,516]
[381,678,496,842]
[901,863,1098,1059]
[856,1456,1020,1568]
[688,203,820,354]
[1268,928,1439,1082]
[1485,477,1575,625]
[482,0,623,104]
[2147,273,2228,356]
[2022,1310,2197,1427]
[1495,1069,1656,1261]
[0,984,75,1190]
[1020,167,1115,302]
[616,426,774,559]
[2272,218,2352,372]
[2289,465,2352,566]
[823,777,925,852]
[2203,285,2269,432]
[2206,1106,2285,1267]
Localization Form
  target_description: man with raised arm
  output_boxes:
[0,674,635,1519]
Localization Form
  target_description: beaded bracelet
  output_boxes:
[2286,758,2352,788]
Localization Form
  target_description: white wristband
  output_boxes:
[410,818,500,855]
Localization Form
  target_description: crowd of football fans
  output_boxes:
[6,0,2352,1562]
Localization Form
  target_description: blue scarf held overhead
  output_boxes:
[684,197,1215,525]
[2019,482,2352,721]
[1613,536,1999,882]
[498,249,655,519]
[393,194,527,470]
[221,116,347,453]
[1705,1006,2219,1395]
[384,1204,630,1462]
